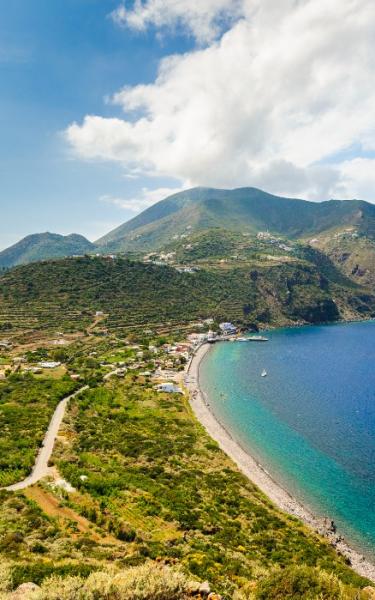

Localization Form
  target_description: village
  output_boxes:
[0,313,246,390]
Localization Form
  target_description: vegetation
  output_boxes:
[0,375,78,486]
[0,561,194,599]
[0,232,94,269]
[0,255,374,341]
[1,560,374,599]
[95,186,375,253]
[48,377,367,596]
[0,331,373,597]
[164,229,295,264]
[1,190,375,597]
[313,234,375,290]
[253,565,371,599]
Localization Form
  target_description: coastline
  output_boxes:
[186,342,375,582]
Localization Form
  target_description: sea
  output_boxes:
[199,320,375,559]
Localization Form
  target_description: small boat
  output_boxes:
[248,336,269,342]
[261,369,267,377]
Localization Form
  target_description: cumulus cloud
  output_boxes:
[100,186,184,212]
[66,0,375,203]
[110,0,244,43]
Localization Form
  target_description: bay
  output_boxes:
[199,321,375,559]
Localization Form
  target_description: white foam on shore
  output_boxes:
[186,343,375,582]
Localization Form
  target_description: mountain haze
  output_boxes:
[0,232,95,269]
[96,187,375,252]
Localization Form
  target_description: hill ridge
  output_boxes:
[0,232,95,269]
[95,186,375,252]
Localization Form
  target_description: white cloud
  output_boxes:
[67,0,375,203]
[100,186,184,212]
[110,0,244,43]
[333,158,375,200]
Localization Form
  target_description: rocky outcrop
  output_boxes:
[9,583,40,599]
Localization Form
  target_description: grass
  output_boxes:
[50,377,368,596]
[0,374,78,486]
[0,341,372,597]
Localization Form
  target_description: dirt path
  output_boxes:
[24,486,119,544]
[87,314,106,335]
[24,486,94,535]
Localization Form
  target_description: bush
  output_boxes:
[0,560,12,592]
[254,565,361,600]
[26,562,190,600]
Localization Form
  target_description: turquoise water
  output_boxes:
[199,321,375,559]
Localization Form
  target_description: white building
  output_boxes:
[155,383,183,394]
[219,322,237,335]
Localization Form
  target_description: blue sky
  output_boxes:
[0,0,191,249]
[1,0,375,250]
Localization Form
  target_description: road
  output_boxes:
[4,368,121,492]
[5,385,89,492]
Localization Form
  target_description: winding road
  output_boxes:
[4,368,122,492]
[5,385,89,492]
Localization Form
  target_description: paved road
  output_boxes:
[5,385,89,492]
[3,368,122,492]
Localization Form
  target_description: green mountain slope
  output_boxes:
[95,187,375,252]
[309,233,375,290]
[0,256,374,337]
[0,233,95,268]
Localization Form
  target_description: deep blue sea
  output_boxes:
[199,321,375,558]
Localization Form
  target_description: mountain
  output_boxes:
[95,187,375,252]
[0,232,95,268]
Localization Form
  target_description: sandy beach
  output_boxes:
[186,342,375,581]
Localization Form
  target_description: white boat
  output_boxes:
[261,369,267,377]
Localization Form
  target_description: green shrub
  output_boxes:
[0,560,12,592]
[255,565,361,600]
[28,563,190,600]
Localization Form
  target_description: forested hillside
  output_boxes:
[0,255,374,338]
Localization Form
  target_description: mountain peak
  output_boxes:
[95,187,375,253]
[0,232,94,269]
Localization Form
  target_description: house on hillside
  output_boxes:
[155,383,183,394]
[219,322,237,335]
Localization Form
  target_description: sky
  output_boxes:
[1,0,375,250]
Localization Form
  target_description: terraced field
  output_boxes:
[1,256,374,341]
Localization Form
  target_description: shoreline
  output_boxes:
[186,342,375,581]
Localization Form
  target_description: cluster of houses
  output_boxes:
[219,322,237,335]
[0,313,240,395]
[256,231,293,253]
[142,250,200,274]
